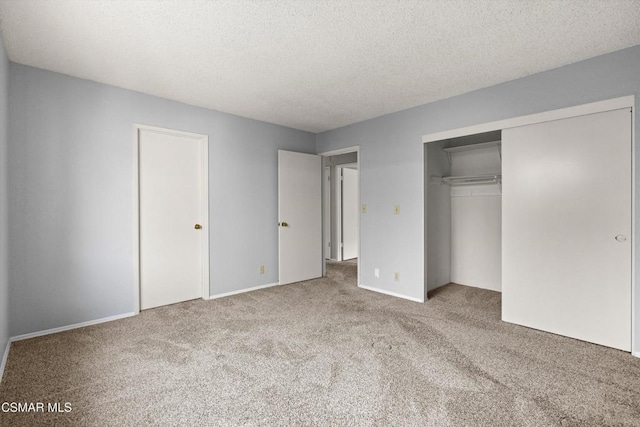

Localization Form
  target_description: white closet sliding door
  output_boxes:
[502,108,631,351]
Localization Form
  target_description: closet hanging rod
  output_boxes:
[440,174,502,186]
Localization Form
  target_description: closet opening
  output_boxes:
[425,130,502,296]
[422,97,634,352]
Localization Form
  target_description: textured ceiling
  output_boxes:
[1,1,639,133]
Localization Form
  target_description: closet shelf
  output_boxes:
[442,140,501,165]
[442,140,501,153]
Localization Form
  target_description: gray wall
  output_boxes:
[0,36,9,360]
[8,64,315,336]
[316,45,640,350]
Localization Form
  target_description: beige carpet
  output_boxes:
[1,262,639,426]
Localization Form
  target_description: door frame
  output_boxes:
[422,95,636,355]
[319,146,361,287]
[133,124,210,313]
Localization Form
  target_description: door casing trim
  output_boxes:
[318,146,361,289]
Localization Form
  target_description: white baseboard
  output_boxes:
[10,312,137,342]
[633,351,640,358]
[358,284,424,303]
[209,282,280,300]
[0,340,10,383]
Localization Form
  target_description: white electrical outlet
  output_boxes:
[394,272,400,281]
[374,268,379,278]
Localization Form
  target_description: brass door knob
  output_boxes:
[194,224,202,230]
[281,222,288,227]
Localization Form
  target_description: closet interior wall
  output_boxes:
[426,131,502,293]
[426,140,452,292]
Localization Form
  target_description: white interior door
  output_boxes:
[278,150,322,285]
[139,128,207,310]
[323,166,331,259]
[341,167,359,260]
[502,108,631,351]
